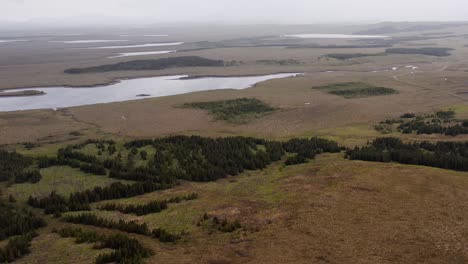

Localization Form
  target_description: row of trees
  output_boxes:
[39,136,340,187]
[0,195,44,262]
[346,137,468,171]
[99,193,198,216]
[13,170,42,184]
[283,137,342,165]
[100,200,168,216]
[38,148,107,176]
[38,156,106,176]
[62,213,181,243]
[398,120,468,136]
[197,213,242,233]
[29,136,341,215]
[394,110,468,136]
[111,136,286,183]
[28,182,174,214]
[55,227,152,264]
[0,200,45,241]
[0,151,42,184]
[0,232,37,263]
[68,139,116,150]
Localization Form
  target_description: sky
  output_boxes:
[2,0,468,26]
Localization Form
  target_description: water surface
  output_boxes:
[0,73,299,112]
[108,50,176,59]
[50,40,128,44]
[91,42,184,49]
[120,34,169,37]
[282,34,388,39]
[0,39,29,43]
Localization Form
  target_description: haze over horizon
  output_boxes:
[2,0,468,29]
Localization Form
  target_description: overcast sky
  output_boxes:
[2,0,468,25]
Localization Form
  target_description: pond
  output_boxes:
[282,34,388,39]
[108,50,176,59]
[90,42,184,49]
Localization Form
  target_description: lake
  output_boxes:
[282,34,388,39]
[108,50,177,59]
[90,42,184,49]
[0,39,29,43]
[0,73,300,112]
[50,40,128,44]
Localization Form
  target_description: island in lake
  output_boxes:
[0,90,45,97]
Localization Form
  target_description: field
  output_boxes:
[2,21,468,263]
[8,153,468,263]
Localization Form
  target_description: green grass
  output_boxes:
[182,98,276,123]
[15,233,112,264]
[76,141,155,168]
[84,159,299,234]
[5,166,130,202]
[314,82,398,99]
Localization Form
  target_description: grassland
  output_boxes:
[5,166,130,202]
[314,82,398,98]
[12,152,468,263]
[182,98,276,123]
[15,233,112,264]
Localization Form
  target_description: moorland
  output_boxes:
[2,22,468,264]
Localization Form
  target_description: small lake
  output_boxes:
[282,34,388,39]
[108,50,177,59]
[90,42,184,49]
[0,73,300,112]
[120,35,169,37]
[0,39,29,43]
[50,40,128,44]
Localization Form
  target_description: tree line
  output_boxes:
[99,193,198,216]
[197,213,242,233]
[283,137,342,166]
[62,213,181,243]
[37,136,341,186]
[28,182,174,215]
[0,196,44,262]
[55,227,152,264]
[0,232,37,263]
[28,136,341,215]
[121,136,284,182]
[0,201,45,241]
[38,148,107,176]
[390,110,468,136]
[0,151,42,184]
[346,137,468,171]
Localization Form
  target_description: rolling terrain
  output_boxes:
[2,22,468,264]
